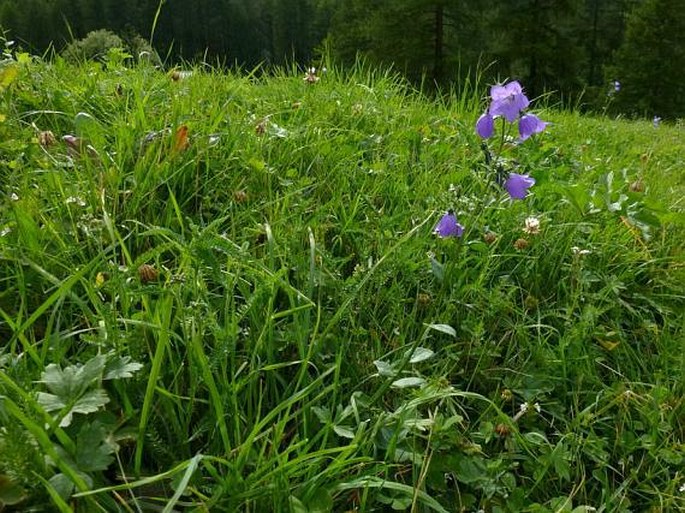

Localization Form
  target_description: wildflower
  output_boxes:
[475,112,494,138]
[10,192,19,201]
[614,80,621,92]
[434,211,464,238]
[518,113,548,141]
[504,173,535,200]
[475,80,547,140]
[489,81,530,122]
[653,116,661,128]
[303,67,320,84]
[679,482,685,493]
[571,246,591,256]
[523,216,541,235]
[66,196,86,207]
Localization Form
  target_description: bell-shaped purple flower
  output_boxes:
[434,211,464,238]
[476,113,494,139]
[519,113,548,140]
[489,81,530,122]
[504,173,536,200]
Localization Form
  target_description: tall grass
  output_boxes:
[0,50,683,512]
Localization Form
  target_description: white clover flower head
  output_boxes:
[572,246,591,256]
[679,482,685,493]
[523,216,541,235]
[10,192,19,201]
[66,196,86,207]
[533,402,541,413]
[519,402,529,413]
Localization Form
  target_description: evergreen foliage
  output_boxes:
[611,0,685,118]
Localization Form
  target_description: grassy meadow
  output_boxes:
[0,51,684,512]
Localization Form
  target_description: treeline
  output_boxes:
[1,0,684,116]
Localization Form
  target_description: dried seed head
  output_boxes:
[500,389,513,401]
[629,179,645,193]
[495,423,512,437]
[233,190,248,203]
[514,238,529,250]
[138,264,158,283]
[39,130,56,148]
[483,231,498,244]
[255,119,267,135]
[417,293,432,306]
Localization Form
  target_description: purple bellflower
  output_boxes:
[475,80,546,141]
[504,173,536,200]
[434,211,464,238]
[476,113,495,138]
[519,114,548,141]
[489,81,530,122]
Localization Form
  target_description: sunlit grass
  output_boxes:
[0,53,683,512]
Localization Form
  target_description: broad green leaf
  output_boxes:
[429,255,444,283]
[426,323,456,338]
[333,425,355,439]
[41,355,106,400]
[373,359,395,377]
[104,356,143,380]
[0,474,26,506]
[408,347,434,363]
[289,496,308,513]
[391,377,426,389]
[71,389,110,416]
[36,392,67,412]
[48,473,74,502]
[75,422,116,472]
[74,111,100,138]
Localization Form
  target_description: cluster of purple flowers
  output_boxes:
[434,81,545,238]
[475,81,547,141]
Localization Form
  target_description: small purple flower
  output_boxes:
[476,113,495,138]
[518,113,548,140]
[504,173,536,200]
[434,211,464,238]
[613,80,621,92]
[489,81,530,122]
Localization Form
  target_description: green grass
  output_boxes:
[0,52,683,513]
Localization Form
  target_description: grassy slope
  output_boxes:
[0,56,683,512]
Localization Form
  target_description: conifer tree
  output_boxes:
[611,0,685,118]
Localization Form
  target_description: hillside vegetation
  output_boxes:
[0,53,684,512]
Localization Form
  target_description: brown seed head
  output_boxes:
[233,190,248,203]
[500,388,513,401]
[417,293,431,306]
[629,179,645,193]
[138,264,158,283]
[39,130,56,148]
[483,231,497,244]
[495,423,512,438]
[514,238,529,250]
